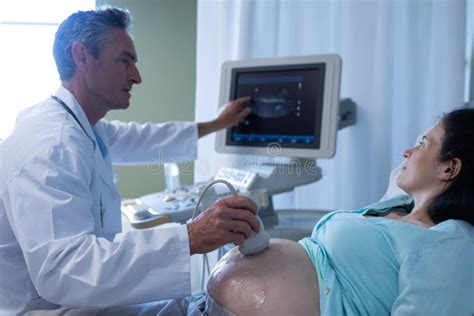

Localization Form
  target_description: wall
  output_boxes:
[97,0,197,198]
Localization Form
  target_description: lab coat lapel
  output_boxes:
[55,87,97,145]
[55,87,121,235]
[94,142,118,191]
[55,87,117,191]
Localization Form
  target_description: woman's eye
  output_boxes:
[418,140,424,147]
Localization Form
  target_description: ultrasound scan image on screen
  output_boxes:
[227,64,325,149]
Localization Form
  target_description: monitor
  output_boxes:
[215,54,342,159]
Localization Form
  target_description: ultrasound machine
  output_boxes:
[122,54,356,239]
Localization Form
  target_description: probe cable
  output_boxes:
[191,179,239,290]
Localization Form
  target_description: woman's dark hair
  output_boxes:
[427,108,474,225]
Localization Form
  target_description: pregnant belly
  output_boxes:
[207,238,320,316]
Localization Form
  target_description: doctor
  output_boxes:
[0,6,259,315]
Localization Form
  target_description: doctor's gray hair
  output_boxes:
[53,6,132,81]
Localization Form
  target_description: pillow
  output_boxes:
[380,162,407,201]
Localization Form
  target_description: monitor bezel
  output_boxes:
[215,54,341,159]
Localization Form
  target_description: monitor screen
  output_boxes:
[216,54,341,159]
[228,64,325,149]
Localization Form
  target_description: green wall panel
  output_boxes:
[97,0,197,198]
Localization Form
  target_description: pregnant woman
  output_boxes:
[207,108,474,315]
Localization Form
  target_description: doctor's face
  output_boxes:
[86,28,142,110]
[396,123,446,195]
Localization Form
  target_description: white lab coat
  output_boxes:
[0,86,198,314]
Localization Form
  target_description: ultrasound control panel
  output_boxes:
[121,180,246,229]
[121,184,204,229]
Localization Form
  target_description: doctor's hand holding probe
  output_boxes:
[0,6,259,316]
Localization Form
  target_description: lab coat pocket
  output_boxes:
[99,184,122,236]
[95,153,122,236]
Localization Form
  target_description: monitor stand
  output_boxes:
[243,157,322,196]
[229,158,323,240]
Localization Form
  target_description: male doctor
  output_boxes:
[0,6,259,315]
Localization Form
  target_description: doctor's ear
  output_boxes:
[439,158,462,181]
[71,42,90,70]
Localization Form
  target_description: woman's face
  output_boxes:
[396,122,446,195]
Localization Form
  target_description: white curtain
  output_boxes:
[195,0,466,211]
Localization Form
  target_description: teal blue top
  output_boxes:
[299,195,474,315]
